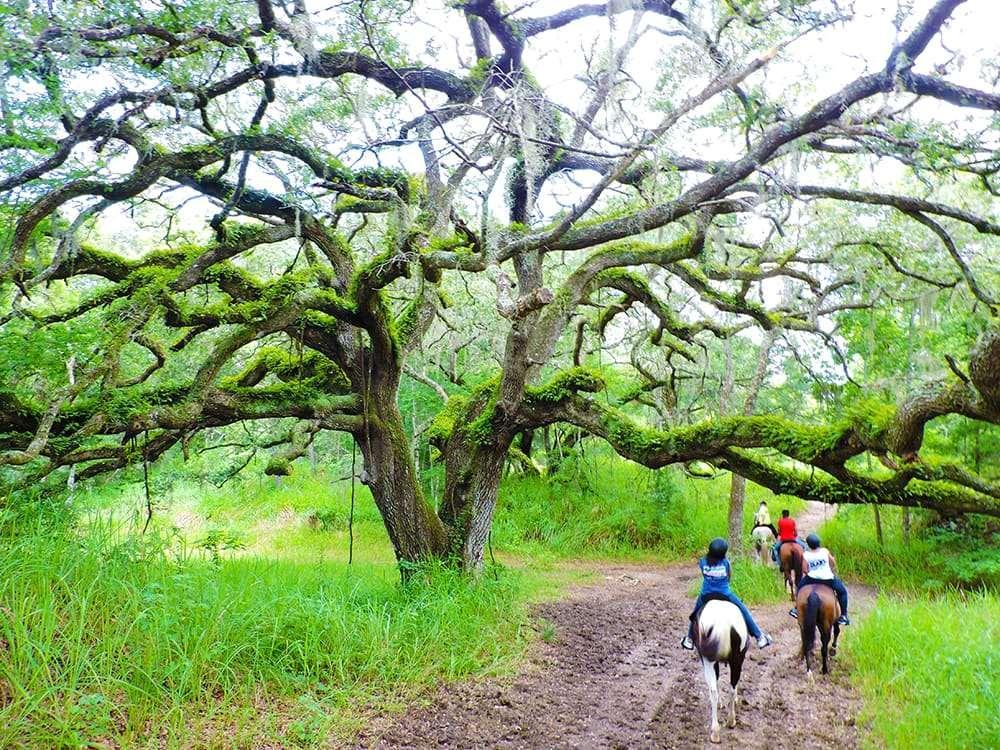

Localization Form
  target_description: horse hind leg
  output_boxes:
[703,658,721,743]
[730,684,738,728]
[831,623,841,657]
[820,628,831,674]
[727,627,744,729]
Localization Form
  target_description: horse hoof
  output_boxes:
[710,730,721,744]
[807,670,815,683]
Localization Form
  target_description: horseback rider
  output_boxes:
[752,500,778,537]
[681,538,774,650]
[771,508,806,562]
[789,533,851,626]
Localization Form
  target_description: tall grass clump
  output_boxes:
[683,558,786,606]
[0,506,534,748]
[727,560,787,605]
[846,592,1000,749]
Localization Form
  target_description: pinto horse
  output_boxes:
[750,526,775,565]
[692,598,749,743]
[779,541,803,600]
[796,583,841,676]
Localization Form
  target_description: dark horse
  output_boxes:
[692,596,749,743]
[796,583,841,675]
[779,542,803,601]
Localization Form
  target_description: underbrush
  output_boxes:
[846,592,1000,749]
[820,506,998,749]
[492,448,804,564]
[0,509,535,749]
[72,469,398,567]
[820,505,999,592]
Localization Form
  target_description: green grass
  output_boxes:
[846,592,1000,749]
[492,449,804,562]
[819,504,999,748]
[819,505,999,592]
[72,468,398,567]
[11,447,992,749]
[683,559,787,606]
[0,511,537,749]
[727,560,788,605]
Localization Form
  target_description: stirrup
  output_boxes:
[681,636,694,650]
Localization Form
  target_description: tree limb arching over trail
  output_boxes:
[0,0,998,572]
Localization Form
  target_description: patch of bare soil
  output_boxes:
[354,503,874,749]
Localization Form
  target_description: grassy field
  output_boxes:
[0,494,542,748]
[0,451,797,748]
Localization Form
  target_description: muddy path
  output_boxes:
[356,503,874,749]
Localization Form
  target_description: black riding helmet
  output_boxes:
[707,537,729,560]
[806,533,821,549]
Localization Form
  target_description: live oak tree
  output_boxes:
[1,0,998,571]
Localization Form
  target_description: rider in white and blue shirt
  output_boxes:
[789,533,851,625]
[681,538,773,650]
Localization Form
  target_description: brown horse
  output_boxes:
[796,583,841,675]
[779,542,803,600]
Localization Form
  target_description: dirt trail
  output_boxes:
[356,503,873,749]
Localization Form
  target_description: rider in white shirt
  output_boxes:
[790,533,850,625]
[751,500,778,538]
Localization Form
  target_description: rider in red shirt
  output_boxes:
[778,512,797,542]
[771,509,806,562]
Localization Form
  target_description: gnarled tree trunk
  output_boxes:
[358,355,449,568]
[439,442,508,572]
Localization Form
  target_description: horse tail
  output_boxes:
[791,545,803,586]
[800,589,820,657]
[696,624,721,661]
[727,625,745,688]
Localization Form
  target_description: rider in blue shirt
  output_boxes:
[681,537,773,650]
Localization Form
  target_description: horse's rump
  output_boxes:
[695,600,749,743]
[796,584,838,656]
[694,600,748,662]
[779,540,802,571]
[751,526,774,547]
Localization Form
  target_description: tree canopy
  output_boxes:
[1,0,998,569]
